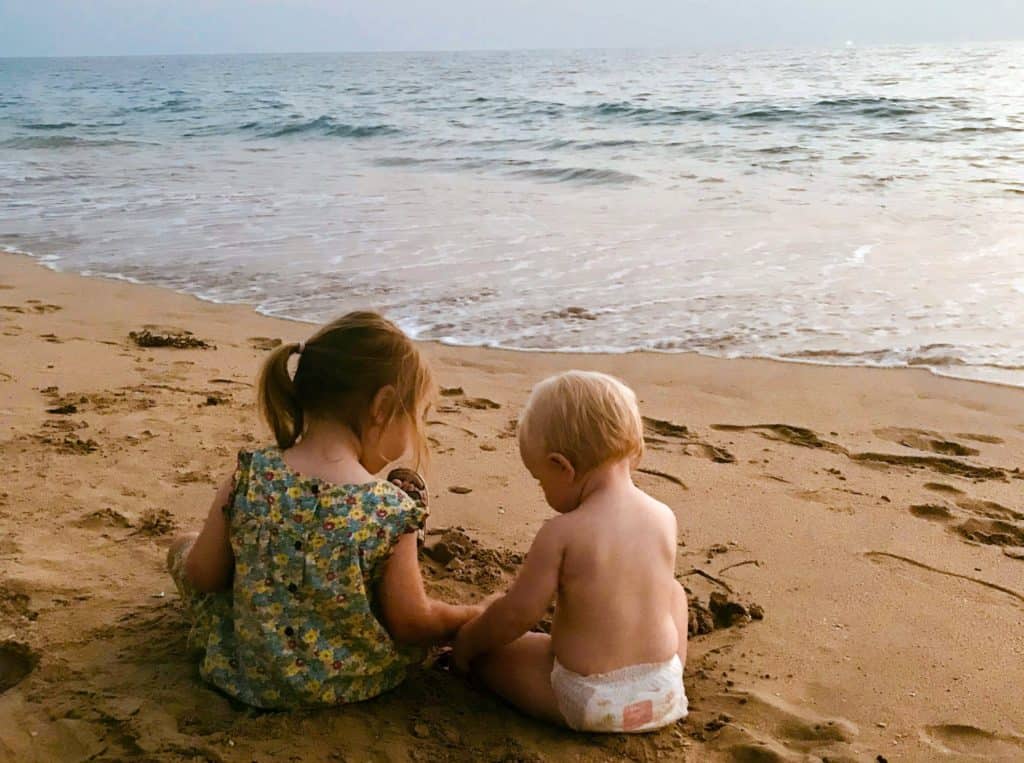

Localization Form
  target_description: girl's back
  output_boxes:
[199,446,426,708]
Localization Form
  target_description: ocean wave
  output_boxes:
[0,135,144,149]
[813,96,970,116]
[587,101,711,124]
[510,166,641,184]
[128,97,199,114]
[579,95,972,126]
[248,115,400,139]
[21,121,78,130]
[779,343,1024,372]
[373,156,432,167]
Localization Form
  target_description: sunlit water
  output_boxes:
[2,44,1023,383]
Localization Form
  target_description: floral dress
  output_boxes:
[169,446,428,709]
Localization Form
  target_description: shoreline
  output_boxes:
[2,250,1023,761]
[7,246,1022,392]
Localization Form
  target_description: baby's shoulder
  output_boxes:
[635,489,676,522]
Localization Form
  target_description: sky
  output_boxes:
[1,0,1022,57]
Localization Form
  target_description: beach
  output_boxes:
[1,251,1022,761]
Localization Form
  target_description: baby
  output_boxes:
[454,371,689,733]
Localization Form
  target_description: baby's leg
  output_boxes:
[671,581,689,668]
[473,632,565,726]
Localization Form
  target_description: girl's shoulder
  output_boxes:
[318,478,422,519]
[236,445,423,516]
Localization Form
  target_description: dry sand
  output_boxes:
[1,251,1023,762]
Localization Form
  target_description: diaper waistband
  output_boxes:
[553,655,682,685]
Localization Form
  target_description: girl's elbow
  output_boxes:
[385,603,438,644]
[386,615,428,644]
[190,576,222,594]
[184,558,227,593]
[387,620,421,644]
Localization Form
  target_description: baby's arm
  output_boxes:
[183,474,236,592]
[378,533,483,645]
[454,520,563,672]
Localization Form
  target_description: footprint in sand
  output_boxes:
[794,489,854,515]
[875,427,980,457]
[955,433,1005,445]
[720,425,1010,482]
[75,508,134,530]
[907,495,1024,552]
[644,417,735,463]
[644,416,691,439]
[247,336,282,351]
[924,482,965,495]
[436,386,501,411]
[851,451,1004,480]
[0,641,39,694]
[458,397,501,411]
[957,517,1024,548]
[711,423,842,452]
[702,690,860,761]
[909,503,955,521]
[922,723,1024,759]
[955,498,1024,522]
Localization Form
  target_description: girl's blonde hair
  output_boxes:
[258,311,434,465]
[518,370,644,474]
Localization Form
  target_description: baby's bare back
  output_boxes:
[550,487,681,676]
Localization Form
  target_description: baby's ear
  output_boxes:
[548,453,575,478]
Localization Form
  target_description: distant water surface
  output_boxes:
[1,45,1023,383]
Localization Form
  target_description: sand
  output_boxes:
[1,251,1023,762]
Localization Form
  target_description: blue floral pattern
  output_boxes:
[170,447,427,708]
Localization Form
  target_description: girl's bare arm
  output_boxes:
[378,533,482,644]
[183,475,235,592]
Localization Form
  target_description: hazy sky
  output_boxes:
[1,0,1022,57]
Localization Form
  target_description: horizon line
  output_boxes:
[2,36,1022,61]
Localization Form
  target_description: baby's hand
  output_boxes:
[453,592,502,672]
[453,625,474,674]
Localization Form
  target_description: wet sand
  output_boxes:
[1,251,1023,761]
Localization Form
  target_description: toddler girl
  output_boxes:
[168,311,479,708]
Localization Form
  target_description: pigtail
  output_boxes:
[258,342,305,449]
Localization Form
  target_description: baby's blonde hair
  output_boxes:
[518,370,644,474]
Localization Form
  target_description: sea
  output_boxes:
[1,44,1023,384]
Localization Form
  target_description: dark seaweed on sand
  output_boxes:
[129,329,213,349]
